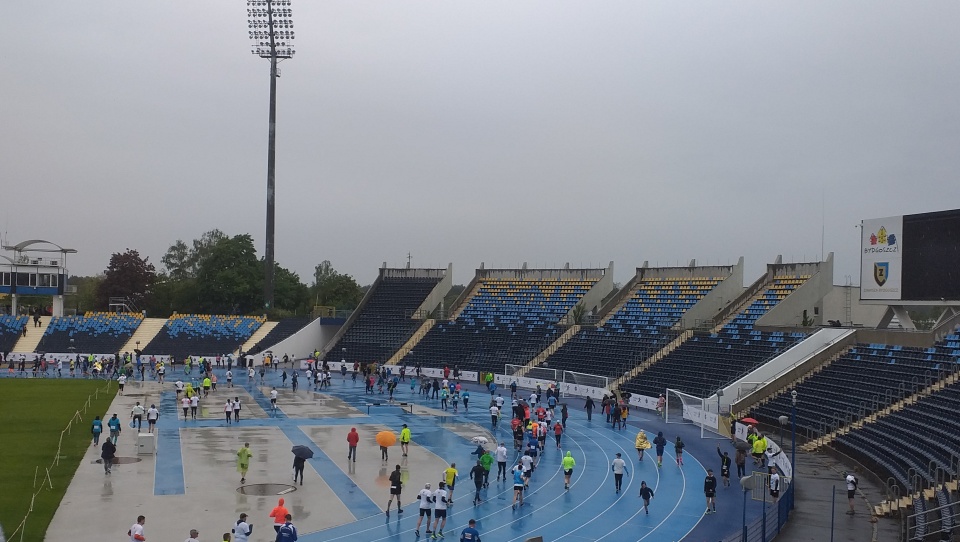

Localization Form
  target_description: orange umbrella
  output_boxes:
[376,431,397,447]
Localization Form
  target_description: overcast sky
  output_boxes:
[2,1,959,287]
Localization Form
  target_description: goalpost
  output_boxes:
[665,388,726,440]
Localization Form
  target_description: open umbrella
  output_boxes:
[740,417,759,425]
[376,431,397,447]
[734,440,752,451]
[291,445,314,459]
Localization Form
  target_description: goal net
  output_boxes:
[562,370,609,390]
[665,388,726,439]
[504,364,557,382]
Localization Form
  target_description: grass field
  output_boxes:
[0,379,116,542]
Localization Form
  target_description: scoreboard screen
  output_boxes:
[861,209,960,302]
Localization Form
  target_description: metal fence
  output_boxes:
[720,483,795,542]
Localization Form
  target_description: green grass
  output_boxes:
[0,379,116,542]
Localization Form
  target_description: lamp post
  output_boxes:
[740,475,752,542]
[791,389,798,510]
[247,0,295,310]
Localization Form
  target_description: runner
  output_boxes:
[270,387,278,412]
[469,460,485,505]
[233,397,242,423]
[225,370,233,388]
[91,415,103,446]
[127,515,146,542]
[635,430,650,462]
[611,453,628,494]
[511,462,525,509]
[704,469,718,513]
[459,519,481,542]
[190,393,199,420]
[553,421,563,449]
[638,481,655,514]
[237,442,253,484]
[400,424,411,457]
[674,436,685,466]
[431,481,449,539]
[146,404,160,433]
[347,427,360,462]
[232,513,251,542]
[108,414,122,444]
[653,431,667,467]
[479,448,493,488]
[495,442,509,482]
[117,373,126,395]
[489,403,500,430]
[520,448,534,488]
[129,400,146,431]
[415,483,433,537]
[224,400,233,424]
[385,464,404,516]
[443,463,458,504]
[561,451,575,490]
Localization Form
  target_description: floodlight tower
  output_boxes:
[247,0,295,310]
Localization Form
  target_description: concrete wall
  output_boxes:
[563,261,615,319]
[256,318,343,362]
[414,263,453,317]
[756,253,834,328]
[720,328,856,413]
[819,286,888,327]
[674,257,744,330]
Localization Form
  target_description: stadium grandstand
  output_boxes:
[0,315,28,353]
[530,260,742,379]
[141,314,266,359]
[38,312,143,354]
[245,316,312,355]
[394,263,613,375]
[321,266,450,365]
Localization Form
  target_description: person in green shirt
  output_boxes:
[562,451,576,490]
[237,442,253,484]
[203,376,212,397]
[479,450,494,488]
[400,424,412,457]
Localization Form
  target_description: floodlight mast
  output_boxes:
[248,0,295,310]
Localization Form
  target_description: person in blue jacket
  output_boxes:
[107,414,122,444]
[275,514,297,542]
[91,415,103,446]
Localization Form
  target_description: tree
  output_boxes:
[96,249,157,310]
[272,262,309,314]
[161,240,191,281]
[196,234,262,314]
[310,261,363,311]
[68,275,104,314]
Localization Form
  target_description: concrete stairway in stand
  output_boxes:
[387,319,437,365]
[516,325,581,377]
[237,321,278,354]
[120,318,168,354]
[612,329,694,387]
[11,318,50,353]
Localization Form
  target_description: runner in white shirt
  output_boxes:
[175,380,184,398]
[226,370,233,388]
[224,400,234,424]
[190,394,199,420]
[146,405,160,433]
[520,452,534,487]
[489,405,500,429]
[270,388,278,412]
[431,482,449,538]
[117,374,127,395]
[181,397,191,420]
[248,367,255,380]
[495,394,505,409]
[131,402,145,431]
[495,443,509,481]
[414,483,434,537]
[233,398,242,423]
[128,515,146,542]
[529,392,538,406]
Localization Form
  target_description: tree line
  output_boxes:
[71,230,364,318]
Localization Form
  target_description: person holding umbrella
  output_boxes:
[291,445,313,486]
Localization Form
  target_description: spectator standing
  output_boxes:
[845,472,858,515]
[769,467,780,503]
[717,446,731,486]
[584,396,594,421]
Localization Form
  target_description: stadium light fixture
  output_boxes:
[247,0,296,310]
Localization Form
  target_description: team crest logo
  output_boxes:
[874,262,889,287]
